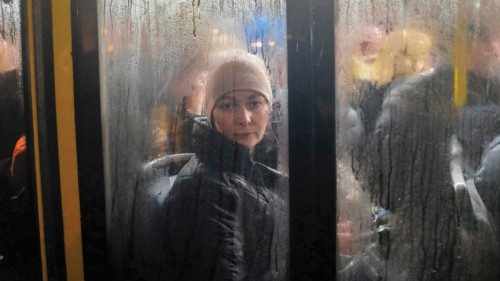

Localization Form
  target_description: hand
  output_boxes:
[337,219,355,254]
[10,135,27,189]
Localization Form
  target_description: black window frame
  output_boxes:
[23,0,66,279]
[71,0,336,280]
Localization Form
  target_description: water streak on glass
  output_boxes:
[98,1,288,279]
[335,1,500,280]
[0,0,41,279]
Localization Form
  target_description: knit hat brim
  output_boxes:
[204,51,272,116]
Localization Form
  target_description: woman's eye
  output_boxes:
[218,101,234,110]
[249,100,263,109]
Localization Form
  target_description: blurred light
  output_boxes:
[268,41,276,47]
[256,41,263,48]
[244,13,285,46]
[107,44,115,53]
[212,28,219,35]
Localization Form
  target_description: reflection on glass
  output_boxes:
[98,1,288,279]
[0,0,40,279]
[336,1,500,280]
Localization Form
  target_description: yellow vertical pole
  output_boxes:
[26,1,48,280]
[50,0,85,280]
[453,0,468,109]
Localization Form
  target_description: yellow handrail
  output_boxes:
[453,0,468,109]
[51,0,85,280]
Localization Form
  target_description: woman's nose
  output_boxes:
[235,106,252,125]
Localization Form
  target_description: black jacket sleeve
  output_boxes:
[0,158,12,199]
[162,166,245,281]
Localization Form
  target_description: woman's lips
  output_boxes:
[234,133,253,139]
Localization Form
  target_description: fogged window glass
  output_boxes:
[0,0,41,279]
[336,0,500,280]
[98,1,288,279]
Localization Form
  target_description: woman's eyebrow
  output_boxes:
[249,93,265,99]
[218,96,235,102]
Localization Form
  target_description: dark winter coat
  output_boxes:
[159,117,288,281]
[0,70,23,160]
[0,158,39,280]
[360,65,500,280]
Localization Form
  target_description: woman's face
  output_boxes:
[212,90,270,151]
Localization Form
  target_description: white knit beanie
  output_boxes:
[204,51,272,116]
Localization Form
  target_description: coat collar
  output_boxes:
[192,116,254,175]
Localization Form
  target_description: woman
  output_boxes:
[159,52,288,281]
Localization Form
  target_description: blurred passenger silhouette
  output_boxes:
[0,38,39,280]
[355,2,500,279]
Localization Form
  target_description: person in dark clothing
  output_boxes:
[0,40,24,188]
[0,39,40,280]
[169,101,202,154]
[344,27,434,135]
[159,52,288,280]
[166,61,207,155]
[0,136,27,194]
[0,136,39,281]
[0,70,23,161]
[1,119,39,280]
[475,135,500,239]
[365,67,460,279]
[361,63,500,280]
[350,4,500,277]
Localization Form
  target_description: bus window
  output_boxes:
[98,1,289,279]
[336,1,500,280]
[0,0,41,279]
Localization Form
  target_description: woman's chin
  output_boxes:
[238,141,255,150]
[231,135,254,148]
[232,139,256,151]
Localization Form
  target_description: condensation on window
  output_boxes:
[98,1,288,279]
[0,0,22,160]
[336,1,500,280]
[0,0,41,280]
